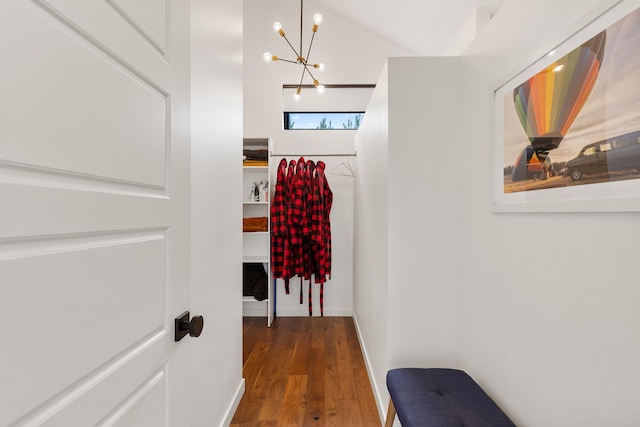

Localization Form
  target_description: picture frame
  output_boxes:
[494,3,640,212]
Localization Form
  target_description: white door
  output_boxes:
[0,1,192,426]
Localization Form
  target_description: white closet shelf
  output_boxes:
[243,296,269,303]
[243,255,269,263]
[243,137,273,325]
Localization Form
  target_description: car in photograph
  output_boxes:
[566,130,640,180]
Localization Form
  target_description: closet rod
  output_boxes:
[270,152,357,157]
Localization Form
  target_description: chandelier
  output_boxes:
[262,0,325,99]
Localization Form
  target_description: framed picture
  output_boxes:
[494,4,640,212]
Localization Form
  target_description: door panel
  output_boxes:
[0,0,189,426]
[96,369,167,427]
[108,0,167,53]
[17,358,168,427]
[44,0,170,84]
[1,1,167,187]
[2,234,166,419]
[0,186,168,239]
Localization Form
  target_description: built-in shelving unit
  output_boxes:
[242,138,274,326]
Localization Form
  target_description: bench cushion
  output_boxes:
[387,368,515,427]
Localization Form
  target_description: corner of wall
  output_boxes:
[190,0,244,425]
[353,61,390,424]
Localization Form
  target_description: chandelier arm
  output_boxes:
[281,33,302,60]
[277,58,302,65]
[303,64,318,82]
[300,0,303,57]
[305,31,316,66]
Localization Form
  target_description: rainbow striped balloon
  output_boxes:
[513,31,606,153]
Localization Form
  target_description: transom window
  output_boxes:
[282,85,374,131]
[284,112,364,130]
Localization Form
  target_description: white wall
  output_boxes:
[354,57,467,421]
[459,0,640,425]
[386,57,463,368]
[353,63,390,415]
[243,0,414,317]
[190,0,244,425]
[354,0,640,426]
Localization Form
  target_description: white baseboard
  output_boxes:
[221,378,245,427]
[352,312,393,426]
[275,307,353,317]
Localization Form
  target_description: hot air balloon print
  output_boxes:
[511,144,552,182]
[513,31,607,155]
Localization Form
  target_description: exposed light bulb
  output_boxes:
[263,52,273,63]
[548,49,556,56]
[316,84,325,93]
[314,63,325,71]
[273,21,285,36]
[294,87,302,100]
[313,13,323,25]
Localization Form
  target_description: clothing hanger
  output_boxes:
[331,157,354,177]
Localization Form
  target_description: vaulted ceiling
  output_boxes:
[313,0,508,55]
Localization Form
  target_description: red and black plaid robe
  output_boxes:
[312,161,332,284]
[271,157,333,316]
[270,159,288,281]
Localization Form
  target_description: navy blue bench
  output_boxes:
[385,368,515,427]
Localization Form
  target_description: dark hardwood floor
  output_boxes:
[231,317,381,427]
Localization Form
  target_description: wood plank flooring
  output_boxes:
[231,317,381,427]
